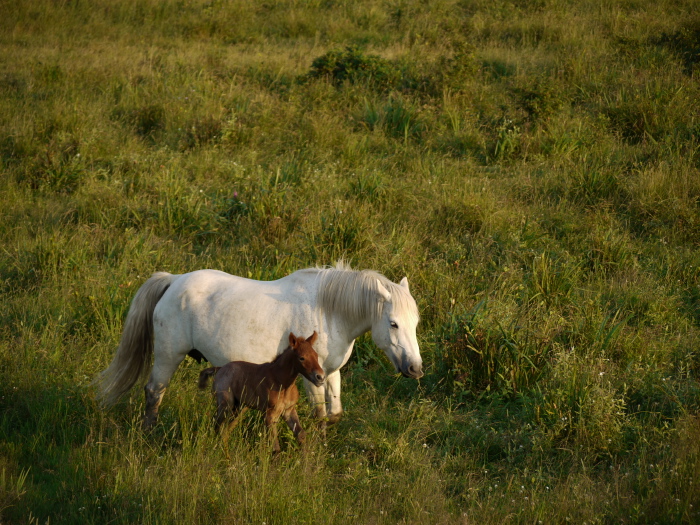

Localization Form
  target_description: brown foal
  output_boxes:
[198,331,325,452]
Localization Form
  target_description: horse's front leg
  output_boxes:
[325,369,343,425]
[304,379,328,433]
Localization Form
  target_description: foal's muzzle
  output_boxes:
[312,372,326,387]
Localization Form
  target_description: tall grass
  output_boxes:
[1,0,700,522]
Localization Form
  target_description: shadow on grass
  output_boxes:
[0,381,154,523]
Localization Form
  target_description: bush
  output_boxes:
[307,46,401,91]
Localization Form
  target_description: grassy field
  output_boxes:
[1,0,700,522]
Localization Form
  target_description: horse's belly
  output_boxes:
[192,302,297,365]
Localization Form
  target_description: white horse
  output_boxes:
[96,263,423,428]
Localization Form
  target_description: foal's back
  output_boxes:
[214,358,298,412]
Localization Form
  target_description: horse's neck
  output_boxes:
[267,348,298,389]
[339,315,372,342]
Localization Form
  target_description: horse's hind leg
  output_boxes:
[143,382,165,430]
[304,380,328,435]
[143,353,186,430]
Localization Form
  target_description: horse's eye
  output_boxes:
[299,356,305,362]
[390,321,399,329]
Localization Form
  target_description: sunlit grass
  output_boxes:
[1,0,700,522]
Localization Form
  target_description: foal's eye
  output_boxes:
[298,356,305,362]
[390,321,399,329]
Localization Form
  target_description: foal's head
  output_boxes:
[289,331,325,387]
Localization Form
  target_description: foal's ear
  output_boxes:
[399,276,409,292]
[376,279,392,303]
[306,331,318,345]
[289,332,298,347]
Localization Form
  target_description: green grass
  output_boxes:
[2,0,700,522]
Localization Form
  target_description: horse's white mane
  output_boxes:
[311,261,419,323]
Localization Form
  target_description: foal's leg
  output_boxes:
[283,407,306,447]
[265,409,282,454]
[219,397,250,445]
[215,390,234,432]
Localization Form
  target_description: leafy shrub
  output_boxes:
[414,43,479,96]
[307,46,401,91]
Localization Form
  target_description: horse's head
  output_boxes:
[371,278,423,379]
[289,331,325,387]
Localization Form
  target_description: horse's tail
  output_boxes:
[94,272,175,406]
[198,367,220,390]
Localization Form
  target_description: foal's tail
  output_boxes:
[198,367,220,390]
[94,272,175,406]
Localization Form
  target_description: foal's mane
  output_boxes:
[271,346,293,364]
[311,262,419,323]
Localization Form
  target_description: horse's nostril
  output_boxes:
[408,364,423,378]
[316,374,325,382]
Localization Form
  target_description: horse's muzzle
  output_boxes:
[401,364,423,379]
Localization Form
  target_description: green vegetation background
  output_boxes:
[1,0,700,522]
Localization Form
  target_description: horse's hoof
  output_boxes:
[326,412,343,425]
[142,416,157,432]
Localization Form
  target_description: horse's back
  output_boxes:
[150,268,322,370]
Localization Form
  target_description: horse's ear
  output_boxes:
[289,332,298,347]
[306,331,318,345]
[376,279,392,303]
[399,277,409,291]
